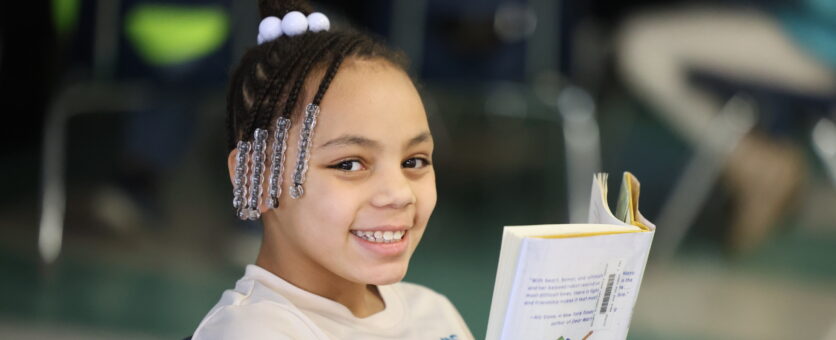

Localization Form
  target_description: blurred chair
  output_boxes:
[654,69,836,260]
[652,94,757,260]
[616,4,836,259]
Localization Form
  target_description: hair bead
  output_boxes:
[267,117,292,208]
[246,129,269,220]
[307,12,330,32]
[289,104,320,199]
[258,16,283,43]
[281,11,308,37]
[233,141,251,218]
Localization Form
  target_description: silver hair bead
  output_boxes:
[246,208,261,220]
[232,141,251,214]
[247,129,269,211]
[268,117,292,208]
[290,104,319,199]
[238,207,260,220]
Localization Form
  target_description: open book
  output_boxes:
[486,172,655,340]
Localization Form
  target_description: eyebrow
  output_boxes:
[319,131,432,150]
[406,131,432,148]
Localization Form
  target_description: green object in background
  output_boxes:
[125,4,229,66]
[52,0,80,36]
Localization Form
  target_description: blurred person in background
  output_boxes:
[616,0,836,254]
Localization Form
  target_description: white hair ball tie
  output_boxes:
[281,11,308,36]
[307,12,330,32]
[256,11,329,44]
[258,16,282,44]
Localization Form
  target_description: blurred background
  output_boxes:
[2,0,835,339]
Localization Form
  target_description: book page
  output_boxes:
[487,172,656,340]
[486,224,642,340]
[587,173,628,226]
[626,172,656,231]
[507,224,642,238]
[615,173,634,224]
[499,232,654,340]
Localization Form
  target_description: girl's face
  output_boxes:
[262,59,435,286]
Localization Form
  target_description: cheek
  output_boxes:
[415,172,437,222]
[302,171,365,230]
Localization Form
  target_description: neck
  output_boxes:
[255,220,385,318]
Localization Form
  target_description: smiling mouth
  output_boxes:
[350,230,406,243]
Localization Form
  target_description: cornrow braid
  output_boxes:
[227,47,267,148]
[245,62,289,136]
[257,42,310,126]
[238,43,280,138]
[312,38,363,106]
[255,33,343,134]
[247,36,320,135]
[280,33,350,120]
[225,21,412,153]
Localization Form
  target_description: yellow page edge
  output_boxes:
[625,172,651,231]
[533,229,647,239]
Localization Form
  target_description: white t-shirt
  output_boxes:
[192,265,474,340]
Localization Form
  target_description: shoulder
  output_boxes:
[390,281,457,310]
[192,302,315,340]
[388,282,475,340]
[192,280,325,340]
[390,281,442,297]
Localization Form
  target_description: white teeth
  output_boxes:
[350,230,407,243]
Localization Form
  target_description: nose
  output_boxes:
[370,166,416,209]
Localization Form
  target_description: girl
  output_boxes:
[191,0,474,339]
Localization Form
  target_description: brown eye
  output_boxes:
[403,157,430,169]
[329,160,364,172]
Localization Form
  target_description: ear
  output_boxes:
[227,149,237,187]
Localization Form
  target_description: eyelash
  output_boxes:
[329,159,365,172]
[327,157,432,172]
[402,157,431,169]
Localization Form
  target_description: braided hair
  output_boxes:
[226,0,409,151]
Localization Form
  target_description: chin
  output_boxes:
[360,262,409,285]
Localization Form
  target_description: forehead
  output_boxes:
[312,59,429,145]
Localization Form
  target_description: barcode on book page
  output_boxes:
[592,259,624,329]
[599,274,616,313]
